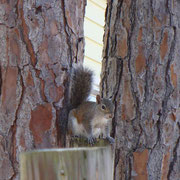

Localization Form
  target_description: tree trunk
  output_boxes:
[0,0,86,179]
[101,0,180,179]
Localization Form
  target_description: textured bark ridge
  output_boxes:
[0,0,86,179]
[101,0,180,179]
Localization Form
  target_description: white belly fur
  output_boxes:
[91,116,109,137]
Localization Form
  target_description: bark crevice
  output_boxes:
[167,122,180,179]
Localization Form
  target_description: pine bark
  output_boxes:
[0,0,86,179]
[101,0,180,179]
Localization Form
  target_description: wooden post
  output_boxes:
[20,147,113,180]
[67,136,111,147]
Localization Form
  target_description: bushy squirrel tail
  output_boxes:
[69,64,93,109]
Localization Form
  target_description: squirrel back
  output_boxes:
[69,64,93,110]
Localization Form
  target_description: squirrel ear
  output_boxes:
[96,95,101,104]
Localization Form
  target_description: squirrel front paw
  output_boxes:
[106,136,115,144]
[87,136,96,145]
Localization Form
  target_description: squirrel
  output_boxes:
[68,64,115,144]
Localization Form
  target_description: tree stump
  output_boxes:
[20,147,113,180]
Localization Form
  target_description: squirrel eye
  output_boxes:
[101,105,106,110]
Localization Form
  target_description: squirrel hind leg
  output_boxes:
[68,109,87,137]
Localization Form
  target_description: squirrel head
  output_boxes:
[96,95,114,119]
